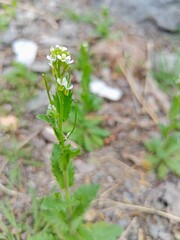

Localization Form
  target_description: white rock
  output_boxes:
[42,126,56,143]
[12,39,38,66]
[90,78,123,101]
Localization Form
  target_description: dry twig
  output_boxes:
[0,182,24,197]
[95,198,180,223]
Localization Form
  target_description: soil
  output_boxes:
[0,1,180,240]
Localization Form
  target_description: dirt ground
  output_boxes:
[0,1,180,239]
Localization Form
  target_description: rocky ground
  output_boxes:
[0,0,180,239]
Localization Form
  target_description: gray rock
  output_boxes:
[3,25,18,45]
[29,61,50,73]
[159,231,173,240]
[153,51,180,72]
[149,224,159,239]
[91,0,180,32]
[26,90,48,113]
[59,20,79,39]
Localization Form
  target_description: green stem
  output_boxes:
[58,93,64,145]
[58,92,72,220]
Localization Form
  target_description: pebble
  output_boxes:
[26,90,48,113]
[42,126,56,143]
[3,25,18,45]
[90,77,123,101]
[12,39,38,66]
[149,224,159,239]
[159,231,173,240]
[29,61,50,73]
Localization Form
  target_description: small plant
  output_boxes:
[33,45,122,239]
[153,52,180,92]
[1,62,38,116]
[0,136,34,188]
[0,191,47,239]
[77,42,102,113]
[145,77,180,179]
[0,0,17,31]
[65,5,113,39]
[67,43,109,152]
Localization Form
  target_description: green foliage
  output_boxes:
[1,62,38,116]
[33,45,122,239]
[0,136,34,187]
[67,43,109,152]
[153,52,180,92]
[69,108,109,152]
[0,191,48,239]
[145,80,180,179]
[65,5,113,39]
[89,222,123,240]
[77,42,102,113]
[71,184,99,218]
[51,143,79,188]
[0,0,17,31]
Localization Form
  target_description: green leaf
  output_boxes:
[157,164,168,179]
[28,232,56,240]
[84,134,94,152]
[41,193,63,211]
[90,127,109,137]
[91,134,104,147]
[72,184,99,218]
[169,95,180,121]
[63,92,73,121]
[89,222,123,240]
[51,143,64,188]
[36,114,51,123]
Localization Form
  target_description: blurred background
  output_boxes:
[0,0,180,239]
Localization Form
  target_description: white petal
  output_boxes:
[47,55,52,60]
[57,78,61,84]
[57,55,62,60]
[67,59,74,64]
[67,85,73,90]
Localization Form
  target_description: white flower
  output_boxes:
[47,54,56,67]
[57,53,74,65]
[50,47,55,52]
[57,77,73,90]
[47,104,56,111]
[56,45,68,51]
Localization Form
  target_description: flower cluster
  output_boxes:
[47,45,74,67]
[47,45,73,96]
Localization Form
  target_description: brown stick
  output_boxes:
[95,198,180,222]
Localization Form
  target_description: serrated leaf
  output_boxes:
[84,134,94,152]
[41,193,63,211]
[51,143,64,188]
[157,164,168,179]
[90,127,109,137]
[72,184,99,219]
[63,92,73,121]
[36,114,50,123]
[89,222,123,240]
[169,95,180,121]
[91,134,104,147]
[28,233,56,240]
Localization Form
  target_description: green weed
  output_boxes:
[0,0,17,31]
[1,62,38,116]
[68,43,109,152]
[34,45,122,239]
[65,5,113,39]
[153,52,180,92]
[145,78,180,179]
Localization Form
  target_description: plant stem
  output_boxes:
[58,92,72,219]
[58,93,64,146]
